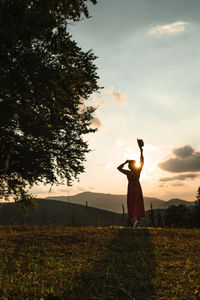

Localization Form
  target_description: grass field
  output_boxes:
[0,226,200,299]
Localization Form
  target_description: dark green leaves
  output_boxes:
[0,0,99,204]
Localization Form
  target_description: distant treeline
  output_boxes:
[150,187,200,228]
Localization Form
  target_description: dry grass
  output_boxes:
[0,226,200,299]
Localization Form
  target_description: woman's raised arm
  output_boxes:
[117,160,129,175]
[137,138,144,170]
[139,147,144,170]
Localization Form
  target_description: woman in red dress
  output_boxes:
[117,139,145,228]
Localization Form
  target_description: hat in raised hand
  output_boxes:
[137,138,144,148]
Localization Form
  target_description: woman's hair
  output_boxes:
[128,160,136,170]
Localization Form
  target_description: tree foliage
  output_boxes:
[149,203,155,227]
[156,211,163,228]
[163,204,193,228]
[0,0,99,202]
[193,186,200,227]
[163,187,200,228]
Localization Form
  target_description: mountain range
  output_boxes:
[47,191,195,214]
[0,192,195,227]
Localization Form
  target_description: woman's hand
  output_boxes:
[125,160,130,164]
[137,139,144,149]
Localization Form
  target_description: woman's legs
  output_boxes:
[133,217,138,228]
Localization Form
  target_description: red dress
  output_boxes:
[126,169,145,219]
[118,158,145,219]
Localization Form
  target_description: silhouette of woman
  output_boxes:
[117,139,145,228]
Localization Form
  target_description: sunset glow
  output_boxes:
[136,161,141,168]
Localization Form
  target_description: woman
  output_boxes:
[117,139,145,228]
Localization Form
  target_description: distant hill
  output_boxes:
[47,192,195,213]
[0,199,127,226]
[0,193,195,227]
[0,196,194,227]
[0,198,167,227]
[159,198,195,208]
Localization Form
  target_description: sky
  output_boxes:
[33,0,200,201]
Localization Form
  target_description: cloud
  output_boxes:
[158,145,200,173]
[89,93,108,106]
[171,183,184,187]
[89,186,95,190]
[104,87,128,107]
[112,91,128,107]
[160,173,199,182]
[149,21,189,36]
[78,101,103,129]
[144,144,159,152]
[173,145,194,158]
[91,116,103,129]
[90,87,128,108]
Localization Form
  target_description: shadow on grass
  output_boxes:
[78,228,157,300]
[0,226,157,300]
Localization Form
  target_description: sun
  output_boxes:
[136,161,141,168]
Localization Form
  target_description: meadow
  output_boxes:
[0,226,200,300]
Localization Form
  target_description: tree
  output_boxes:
[156,211,163,228]
[150,203,155,227]
[164,204,192,228]
[193,186,200,228]
[0,0,99,203]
